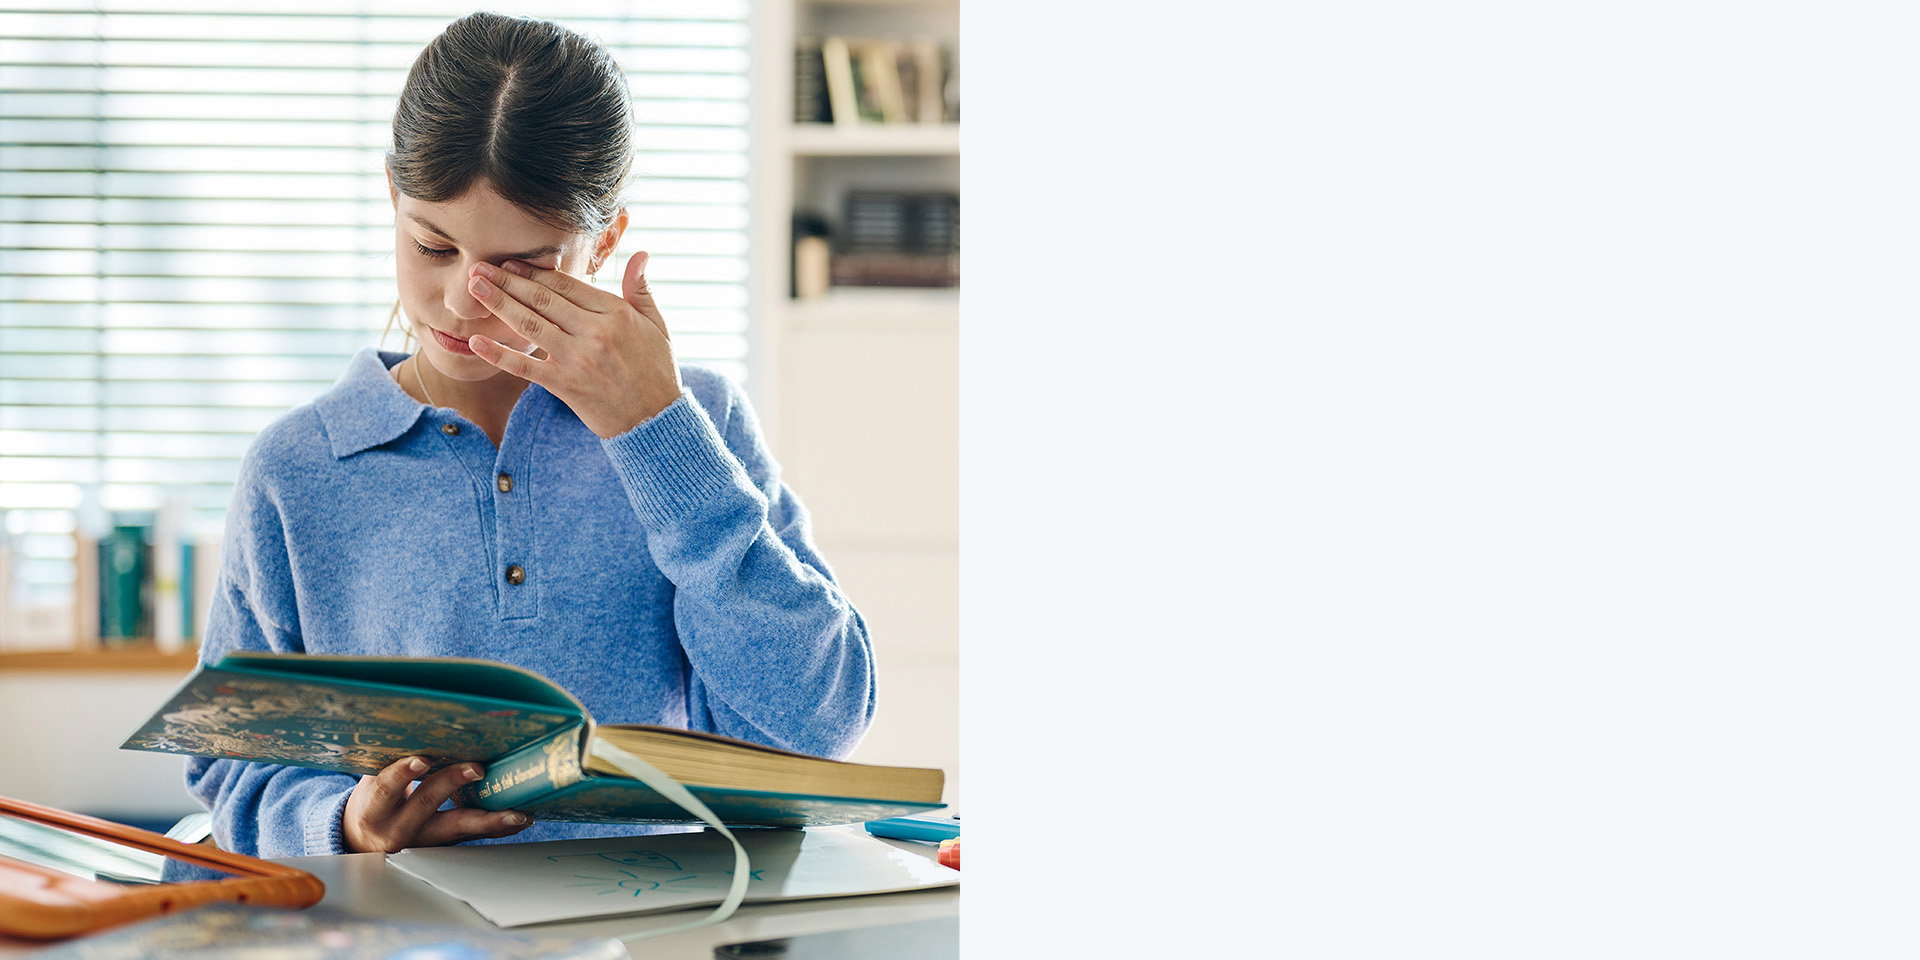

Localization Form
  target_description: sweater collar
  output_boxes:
[314,346,428,459]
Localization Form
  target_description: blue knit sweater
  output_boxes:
[184,347,875,857]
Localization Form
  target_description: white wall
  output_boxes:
[0,671,201,821]
[774,323,961,812]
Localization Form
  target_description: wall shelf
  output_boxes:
[787,288,958,329]
[0,643,198,672]
[789,123,960,156]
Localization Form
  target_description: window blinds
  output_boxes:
[0,0,751,610]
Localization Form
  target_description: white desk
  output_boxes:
[1,834,958,959]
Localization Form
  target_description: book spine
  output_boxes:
[465,725,588,811]
[191,533,219,645]
[153,494,183,653]
[822,37,857,128]
[99,515,153,647]
[911,37,943,125]
[794,37,830,123]
[72,528,99,649]
[0,520,11,650]
[830,252,958,287]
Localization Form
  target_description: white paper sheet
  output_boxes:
[386,826,960,927]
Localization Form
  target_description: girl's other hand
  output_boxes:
[463,250,684,439]
[341,755,532,854]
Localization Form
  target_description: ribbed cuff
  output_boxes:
[304,787,352,856]
[601,393,756,529]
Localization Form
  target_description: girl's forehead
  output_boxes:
[400,183,578,252]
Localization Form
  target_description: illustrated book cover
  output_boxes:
[29,904,626,959]
[120,653,945,828]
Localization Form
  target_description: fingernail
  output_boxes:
[502,260,527,277]
[406,758,427,776]
[471,262,495,279]
[464,765,483,782]
[467,335,487,353]
[505,812,530,826]
[469,277,493,297]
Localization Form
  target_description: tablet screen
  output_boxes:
[0,810,242,885]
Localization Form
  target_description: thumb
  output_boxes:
[623,251,667,337]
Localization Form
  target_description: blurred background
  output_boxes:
[0,0,958,831]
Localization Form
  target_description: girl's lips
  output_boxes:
[430,326,475,355]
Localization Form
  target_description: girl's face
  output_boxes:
[387,172,608,385]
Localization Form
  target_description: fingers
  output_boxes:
[497,259,605,311]
[468,263,569,344]
[387,761,487,842]
[344,757,493,853]
[354,755,429,825]
[467,334,549,382]
[622,250,670,339]
[414,806,534,847]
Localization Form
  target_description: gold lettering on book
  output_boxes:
[271,727,406,747]
[475,760,545,799]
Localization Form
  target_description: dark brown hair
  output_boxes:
[386,11,634,236]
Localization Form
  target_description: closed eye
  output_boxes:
[412,239,456,260]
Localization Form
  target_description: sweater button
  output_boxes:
[441,423,460,436]
[497,473,513,493]
[505,564,526,585]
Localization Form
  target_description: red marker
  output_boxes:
[937,838,960,870]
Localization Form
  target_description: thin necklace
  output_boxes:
[413,356,437,408]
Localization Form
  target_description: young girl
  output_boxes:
[185,12,875,857]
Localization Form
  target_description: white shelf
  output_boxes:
[801,0,958,7]
[789,123,960,157]
[783,288,958,329]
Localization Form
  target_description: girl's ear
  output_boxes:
[384,163,399,210]
[593,208,630,274]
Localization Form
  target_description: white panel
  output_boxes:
[846,649,960,811]
[777,327,959,544]
[0,672,203,818]
[820,541,959,659]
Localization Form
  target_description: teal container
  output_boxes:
[180,541,196,644]
[99,513,154,645]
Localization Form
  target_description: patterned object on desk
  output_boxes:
[31,904,624,959]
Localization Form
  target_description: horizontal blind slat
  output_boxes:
[1,4,752,600]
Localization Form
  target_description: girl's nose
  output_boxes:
[446,268,489,321]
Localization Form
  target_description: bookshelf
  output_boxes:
[750,0,959,807]
[789,123,960,156]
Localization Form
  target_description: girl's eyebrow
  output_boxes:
[405,212,563,261]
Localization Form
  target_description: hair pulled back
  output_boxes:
[387,11,634,236]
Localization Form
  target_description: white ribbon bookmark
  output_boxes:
[585,738,752,943]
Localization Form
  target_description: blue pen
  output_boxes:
[865,814,960,843]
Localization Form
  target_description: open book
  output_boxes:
[121,653,944,827]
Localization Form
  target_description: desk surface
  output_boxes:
[0,832,958,959]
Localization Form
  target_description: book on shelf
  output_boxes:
[121,652,946,827]
[809,35,956,126]
[99,513,153,647]
[831,191,959,289]
[821,36,859,128]
[63,506,204,653]
[794,36,831,124]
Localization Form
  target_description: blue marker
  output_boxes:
[865,814,960,843]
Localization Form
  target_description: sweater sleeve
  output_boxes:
[181,437,358,857]
[600,368,876,759]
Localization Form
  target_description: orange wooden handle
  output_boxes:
[0,794,325,940]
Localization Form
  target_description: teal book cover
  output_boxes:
[121,653,945,828]
[120,653,585,779]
